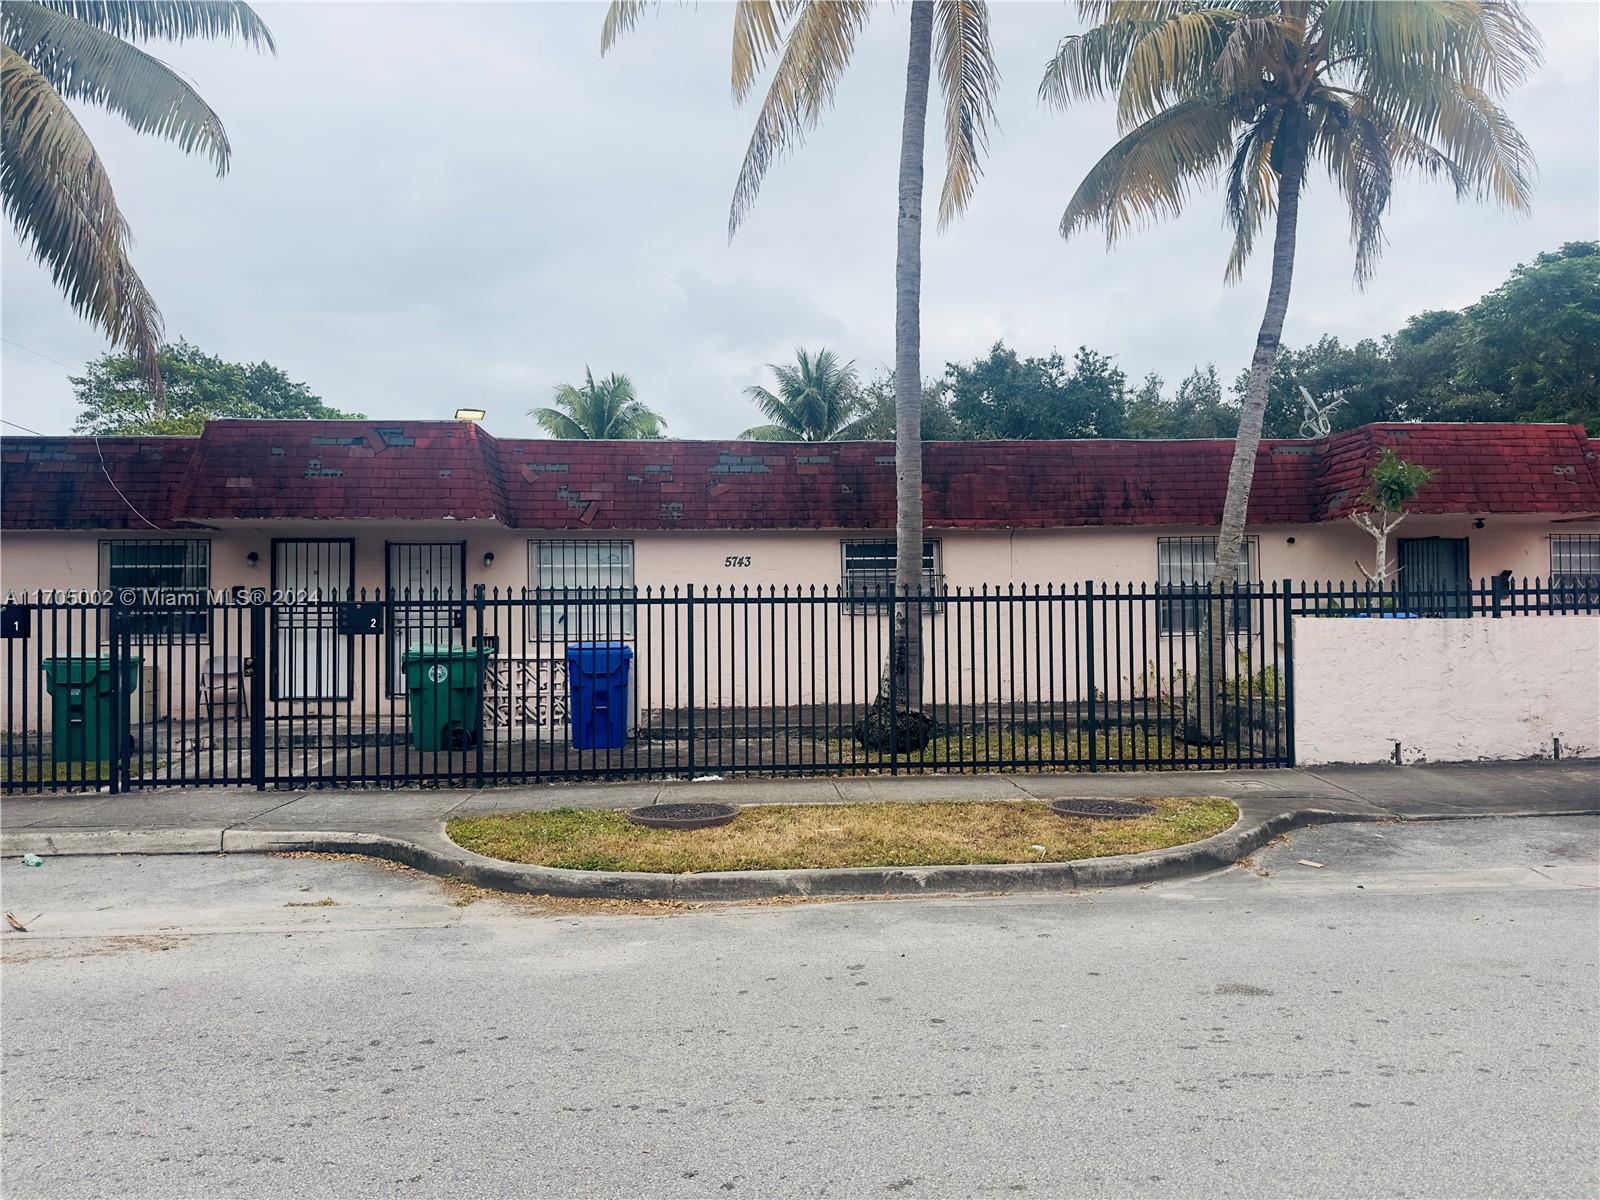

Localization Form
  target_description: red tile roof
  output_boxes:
[3,420,1596,531]
[0,436,197,531]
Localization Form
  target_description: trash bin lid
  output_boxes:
[400,644,483,664]
[42,656,143,684]
[565,641,633,672]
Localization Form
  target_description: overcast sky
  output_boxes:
[2,1,1597,439]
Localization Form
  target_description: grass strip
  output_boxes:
[448,797,1237,874]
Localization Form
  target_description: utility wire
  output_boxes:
[1,337,75,370]
[94,434,161,530]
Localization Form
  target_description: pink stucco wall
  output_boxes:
[3,515,1592,736]
[1295,615,1600,764]
[1,511,1585,597]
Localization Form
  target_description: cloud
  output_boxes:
[3,2,1596,439]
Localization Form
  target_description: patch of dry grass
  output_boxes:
[446,797,1237,874]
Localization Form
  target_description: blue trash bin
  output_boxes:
[566,642,633,750]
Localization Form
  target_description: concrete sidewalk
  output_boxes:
[2,760,1596,899]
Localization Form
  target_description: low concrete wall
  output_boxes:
[1295,616,1600,765]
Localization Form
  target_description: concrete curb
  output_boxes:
[5,803,1596,900]
[1,828,223,857]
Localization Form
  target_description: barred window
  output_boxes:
[1550,534,1600,607]
[841,540,942,610]
[1156,536,1257,634]
[98,539,210,639]
[530,540,634,640]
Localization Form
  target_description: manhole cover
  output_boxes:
[626,802,739,830]
[1047,798,1157,820]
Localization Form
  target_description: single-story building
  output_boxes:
[1,419,1596,774]
[4,418,1598,601]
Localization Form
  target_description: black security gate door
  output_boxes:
[1399,537,1470,616]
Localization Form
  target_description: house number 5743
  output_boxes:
[724,556,752,568]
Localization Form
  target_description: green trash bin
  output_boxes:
[401,645,492,752]
[41,656,142,764]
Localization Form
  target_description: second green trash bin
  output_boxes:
[41,655,142,764]
[401,645,492,752]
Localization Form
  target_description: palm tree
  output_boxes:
[532,369,667,439]
[1041,0,1539,736]
[740,348,869,441]
[1,2,275,403]
[603,0,998,713]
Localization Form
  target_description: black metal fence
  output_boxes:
[2,575,1593,793]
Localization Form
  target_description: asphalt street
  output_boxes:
[2,816,1597,1200]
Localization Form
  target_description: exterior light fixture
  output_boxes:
[483,551,495,569]
[246,551,260,567]
[455,408,486,422]
[1473,518,1486,529]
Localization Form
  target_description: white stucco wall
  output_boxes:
[1295,615,1600,765]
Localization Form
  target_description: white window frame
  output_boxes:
[1550,534,1600,605]
[1156,536,1258,635]
[528,539,636,641]
[98,538,212,641]
[1550,534,1600,581]
[840,539,943,611]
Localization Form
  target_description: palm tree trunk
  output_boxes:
[1187,116,1308,743]
[886,0,933,716]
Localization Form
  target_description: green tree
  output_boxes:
[1043,1,1539,580]
[855,371,963,441]
[1042,0,1539,736]
[1243,335,1406,437]
[1451,241,1599,429]
[604,0,999,715]
[71,339,357,436]
[740,348,869,441]
[943,342,1128,439]
[1351,448,1436,586]
[532,369,666,440]
[2,2,274,401]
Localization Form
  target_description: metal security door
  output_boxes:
[387,542,465,693]
[1399,537,1470,617]
[272,540,353,699]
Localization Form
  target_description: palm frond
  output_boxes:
[1380,112,1468,197]
[742,381,808,439]
[731,0,799,101]
[1430,76,1534,210]
[1047,0,1539,287]
[1115,7,1238,128]
[737,423,799,441]
[1061,95,1237,245]
[600,0,653,54]
[1457,0,1542,92]
[742,348,862,440]
[31,1,273,50]
[530,408,590,440]
[537,370,664,438]
[728,0,872,237]
[1222,111,1277,281]
[4,1,232,172]
[1213,14,1292,96]
[1323,0,1540,96]
[933,0,998,227]
[1040,20,1154,108]
[1,43,163,390]
[1311,94,1393,284]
